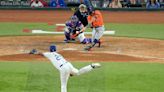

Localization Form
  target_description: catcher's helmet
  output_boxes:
[71,15,78,23]
[50,45,56,52]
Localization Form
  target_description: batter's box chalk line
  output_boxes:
[63,48,78,51]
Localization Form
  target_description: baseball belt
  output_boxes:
[60,62,68,68]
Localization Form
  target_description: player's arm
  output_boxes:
[87,15,97,28]
[71,24,85,39]
[29,49,44,56]
[78,24,85,33]
[87,15,93,24]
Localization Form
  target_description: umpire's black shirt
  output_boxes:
[74,10,88,27]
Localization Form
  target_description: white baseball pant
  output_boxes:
[59,62,93,92]
[92,26,105,42]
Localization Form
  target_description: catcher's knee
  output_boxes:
[64,27,70,33]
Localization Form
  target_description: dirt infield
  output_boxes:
[0,10,164,63]
[0,36,163,63]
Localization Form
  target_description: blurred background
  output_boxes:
[0,0,163,9]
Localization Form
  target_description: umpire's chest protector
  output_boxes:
[74,10,88,27]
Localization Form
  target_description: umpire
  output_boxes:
[74,4,89,27]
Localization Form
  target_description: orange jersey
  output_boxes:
[87,10,104,27]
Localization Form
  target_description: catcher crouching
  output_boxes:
[64,15,92,44]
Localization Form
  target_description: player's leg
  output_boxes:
[92,28,97,43]
[95,26,105,41]
[84,26,105,50]
[78,33,92,44]
[64,27,71,42]
[93,26,105,47]
[60,72,70,92]
[60,64,71,92]
[68,62,101,76]
[84,28,97,50]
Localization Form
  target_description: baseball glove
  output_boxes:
[71,31,83,39]
[29,49,37,54]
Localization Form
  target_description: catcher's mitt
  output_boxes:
[71,31,83,39]
[29,49,37,54]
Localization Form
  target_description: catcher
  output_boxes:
[84,9,105,51]
[64,15,92,44]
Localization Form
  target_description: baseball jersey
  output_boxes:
[87,10,104,28]
[43,52,67,70]
[65,20,83,33]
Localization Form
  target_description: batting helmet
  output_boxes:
[50,45,56,52]
[88,8,95,15]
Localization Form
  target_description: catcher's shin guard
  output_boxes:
[81,38,92,44]
[64,32,71,42]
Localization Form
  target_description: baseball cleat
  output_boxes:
[64,39,70,43]
[69,40,76,43]
[84,46,92,51]
[91,63,101,68]
[98,39,102,47]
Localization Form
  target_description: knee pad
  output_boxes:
[64,27,70,33]
[81,39,87,44]
[81,38,92,44]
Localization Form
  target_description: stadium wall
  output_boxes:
[0,7,164,11]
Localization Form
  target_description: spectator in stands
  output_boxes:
[102,0,110,8]
[146,0,160,8]
[50,0,66,7]
[109,0,122,8]
[31,0,43,7]
[125,0,142,8]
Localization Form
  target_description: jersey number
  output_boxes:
[55,55,62,61]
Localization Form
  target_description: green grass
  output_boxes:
[0,22,164,39]
[0,61,164,92]
[106,23,164,40]
[0,22,55,36]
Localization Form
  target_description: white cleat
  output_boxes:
[91,63,101,68]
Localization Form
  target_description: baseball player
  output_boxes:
[64,15,92,44]
[30,45,101,92]
[84,9,105,51]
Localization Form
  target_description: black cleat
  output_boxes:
[84,46,92,51]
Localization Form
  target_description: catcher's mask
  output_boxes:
[71,15,78,24]
[50,45,56,52]
[79,4,87,13]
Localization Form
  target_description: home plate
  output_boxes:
[63,48,77,51]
